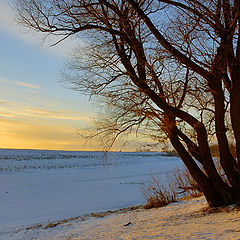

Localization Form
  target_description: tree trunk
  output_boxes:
[212,81,240,196]
[231,63,240,173]
[169,129,225,207]
[194,121,234,203]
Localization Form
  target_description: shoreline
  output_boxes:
[23,205,143,231]
[5,196,240,239]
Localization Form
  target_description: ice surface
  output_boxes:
[0,149,183,239]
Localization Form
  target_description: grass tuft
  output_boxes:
[142,167,203,209]
[142,176,176,209]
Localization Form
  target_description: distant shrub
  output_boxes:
[162,150,179,157]
[210,144,236,158]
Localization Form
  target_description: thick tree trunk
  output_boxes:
[169,129,226,207]
[163,108,239,206]
[231,63,240,172]
[194,122,234,203]
[163,113,232,207]
[212,82,240,195]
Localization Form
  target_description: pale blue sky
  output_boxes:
[0,0,99,150]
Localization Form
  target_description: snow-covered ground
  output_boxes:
[0,149,183,240]
[4,196,240,240]
[44,196,240,240]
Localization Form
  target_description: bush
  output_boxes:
[142,176,176,209]
[142,158,234,209]
[142,168,203,209]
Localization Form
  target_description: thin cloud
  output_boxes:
[24,107,63,115]
[23,107,93,121]
[14,81,41,89]
[0,104,94,122]
[0,99,8,105]
[0,77,41,90]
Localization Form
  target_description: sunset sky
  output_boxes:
[0,0,101,150]
[0,0,154,151]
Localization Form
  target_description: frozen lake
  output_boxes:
[0,149,183,238]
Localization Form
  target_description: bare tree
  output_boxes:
[15,0,240,207]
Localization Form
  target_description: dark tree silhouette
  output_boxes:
[15,0,240,207]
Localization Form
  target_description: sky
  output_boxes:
[0,0,102,151]
[0,0,156,152]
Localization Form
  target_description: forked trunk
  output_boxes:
[169,131,225,207]
[168,124,238,207]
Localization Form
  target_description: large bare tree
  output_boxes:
[15,0,240,207]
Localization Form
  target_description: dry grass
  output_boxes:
[142,176,176,209]
[170,168,202,198]
[142,167,203,209]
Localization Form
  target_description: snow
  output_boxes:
[73,196,239,240]
[1,149,239,239]
[0,149,183,240]
[4,197,240,240]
